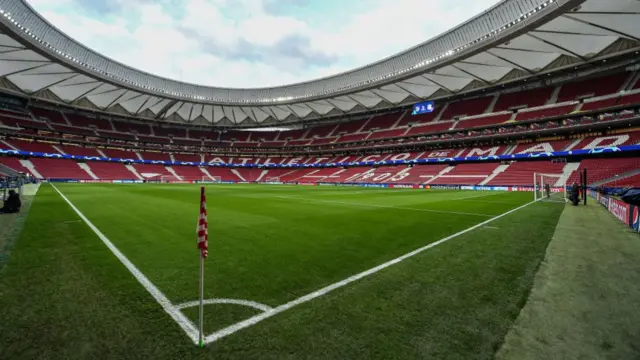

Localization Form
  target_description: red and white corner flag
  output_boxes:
[197,186,208,347]
[197,186,208,258]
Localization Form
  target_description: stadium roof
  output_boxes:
[0,0,638,126]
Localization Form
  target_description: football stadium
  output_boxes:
[1,0,640,359]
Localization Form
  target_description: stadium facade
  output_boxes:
[0,0,638,191]
[0,0,637,125]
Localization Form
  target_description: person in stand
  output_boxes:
[0,190,21,214]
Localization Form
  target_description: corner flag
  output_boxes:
[197,186,208,258]
[197,186,208,347]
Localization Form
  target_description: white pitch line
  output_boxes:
[175,298,273,312]
[50,184,200,344]
[274,195,495,218]
[204,199,537,344]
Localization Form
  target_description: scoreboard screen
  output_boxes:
[411,101,434,116]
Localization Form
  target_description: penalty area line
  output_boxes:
[204,199,537,344]
[50,183,200,344]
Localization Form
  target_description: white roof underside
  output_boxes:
[0,0,638,126]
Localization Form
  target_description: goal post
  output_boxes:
[160,175,181,183]
[534,172,567,203]
[0,175,23,201]
[200,176,221,183]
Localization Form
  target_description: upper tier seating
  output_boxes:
[113,121,152,135]
[397,110,439,127]
[493,87,553,112]
[454,113,512,130]
[569,132,640,150]
[556,73,628,103]
[252,131,278,141]
[441,96,493,120]
[139,151,171,161]
[31,108,66,124]
[9,140,59,153]
[102,148,139,159]
[66,114,112,130]
[155,126,187,138]
[511,140,572,154]
[333,119,368,135]
[361,113,401,131]
[405,122,452,136]
[174,154,201,162]
[305,124,336,139]
[336,134,368,143]
[57,145,102,157]
[220,131,250,142]
[1,116,49,130]
[50,124,97,137]
[515,104,577,121]
[189,129,216,140]
[580,97,620,112]
[279,129,306,140]
[368,128,407,141]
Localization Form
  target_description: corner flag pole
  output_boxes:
[199,249,204,347]
[197,186,209,348]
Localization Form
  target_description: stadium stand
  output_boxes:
[567,157,640,185]
[493,87,553,112]
[29,158,89,180]
[441,96,493,119]
[89,162,138,180]
[487,161,566,186]
[556,73,628,103]
[602,173,640,188]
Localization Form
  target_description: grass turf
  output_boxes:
[497,200,640,360]
[0,183,562,359]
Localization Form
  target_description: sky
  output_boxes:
[27,0,501,89]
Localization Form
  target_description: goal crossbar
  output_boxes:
[533,172,567,203]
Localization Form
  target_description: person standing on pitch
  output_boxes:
[0,190,21,214]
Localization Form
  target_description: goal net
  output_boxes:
[0,175,23,201]
[200,176,221,183]
[265,177,281,183]
[160,175,181,183]
[534,172,566,203]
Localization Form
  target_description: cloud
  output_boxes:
[26,0,501,88]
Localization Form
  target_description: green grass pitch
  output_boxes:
[0,183,564,359]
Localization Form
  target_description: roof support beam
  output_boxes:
[526,33,587,61]
[485,50,534,74]
[450,64,490,85]
[419,75,453,93]
[562,14,640,42]
[70,82,104,103]
[154,99,177,120]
